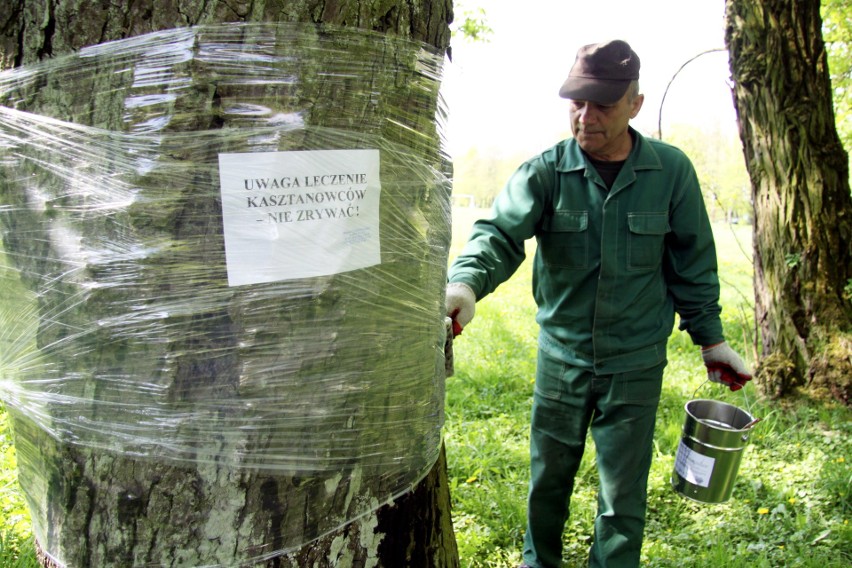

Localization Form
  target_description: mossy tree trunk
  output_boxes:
[0,1,458,566]
[724,0,852,402]
[1,1,453,70]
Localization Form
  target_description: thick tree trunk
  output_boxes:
[1,1,453,70]
[724,0,852,402]
[0,1,458,566]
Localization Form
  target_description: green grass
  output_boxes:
[0,409,37,568]
[0,244,39,568]
[0,210,848,567]
[445,208,851,567]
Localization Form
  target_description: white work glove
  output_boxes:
[445,282,476,336]
[701,342,752,391]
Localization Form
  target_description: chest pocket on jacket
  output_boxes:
[539,210,588,269]
[627,212,670,270]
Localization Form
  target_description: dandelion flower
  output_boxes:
[788,497,797,505]
[758,507,770,515]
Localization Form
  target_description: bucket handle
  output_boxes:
[693,379,760,434]
[693,378,752,412]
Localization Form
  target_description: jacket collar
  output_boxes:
[556,127,663,173]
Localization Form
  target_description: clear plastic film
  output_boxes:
[0,23,451,565]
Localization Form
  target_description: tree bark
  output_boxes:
[0,1,458,566]
[724,0,852,402]
[1,1,452,70]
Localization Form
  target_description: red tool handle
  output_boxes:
[450,309,464,337]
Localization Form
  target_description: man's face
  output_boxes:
[568,89,644,161]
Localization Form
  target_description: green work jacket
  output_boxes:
[448,128,724,375]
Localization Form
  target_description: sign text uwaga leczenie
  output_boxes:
[243,173,368,223]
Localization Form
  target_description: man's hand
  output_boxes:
[701,342,752,391]
[445,282,476,336]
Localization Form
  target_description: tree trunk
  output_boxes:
[724,0,852,402]
[0,2,458,566]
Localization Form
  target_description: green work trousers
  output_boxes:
[522,349,665,568]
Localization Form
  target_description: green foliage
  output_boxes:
[785,252,802,268]
[0,531,38,568]
[664,124,752,223]
[450,2,494,43]
[452,125,753,218]
[0,408,37,568]
[451,147,531,209]
[445,210,850,567]
[822,0,852,152]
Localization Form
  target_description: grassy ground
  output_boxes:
[444,207,850,567]
[0,409,37,567]
[0,209,848,567]
[0,244,38,568]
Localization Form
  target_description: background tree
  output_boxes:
[822,0,852,152]
[724,0,852,401]
[450,0,493,45]
[665,124,752,223]
[451,147,526,208]
[0,1,458,566]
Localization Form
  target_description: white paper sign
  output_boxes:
[674,440,716,488]
[218,149,381,286]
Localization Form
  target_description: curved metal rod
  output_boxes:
[657,48,727,140]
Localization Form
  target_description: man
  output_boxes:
[445,40,752,568]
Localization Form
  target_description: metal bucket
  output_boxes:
[671,399,757,503]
